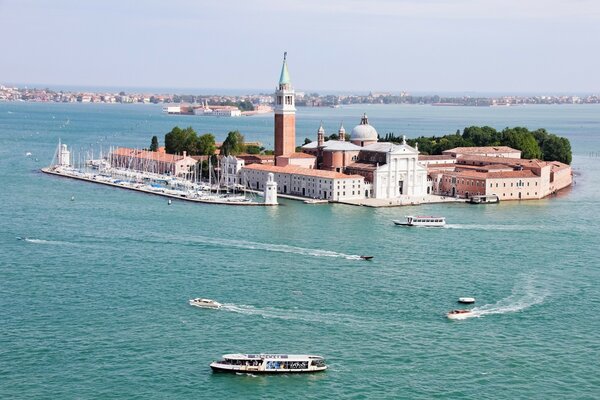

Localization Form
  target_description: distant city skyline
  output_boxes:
[2,0,599,92]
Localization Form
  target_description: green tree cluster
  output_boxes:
[380,126,571,164]
[164,126,216,156]
[220,130,245,156]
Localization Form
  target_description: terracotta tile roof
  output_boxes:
[440,168,537,179]
[441,170,489,179]
[418,155,455,160]
[112,147,187,163]
[278,152,316,159]
[426,163,459,170]
[444,146,521,154]
[549,161,571,172]
[243,163,363,180]
[237,154,275,160]
[346,162,378,171]
[487,170,537,179]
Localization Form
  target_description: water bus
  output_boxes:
[393,216,446,227]
[210,354,327,374]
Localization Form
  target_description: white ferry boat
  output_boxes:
[189,298,222,309]
[393,216,446,227]
[210,354,327,374]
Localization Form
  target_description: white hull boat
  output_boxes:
[447,309,474,320]
[393,216,446,227]
[458,297,476,304]
[210,354,327,374]
[189,298,222,309]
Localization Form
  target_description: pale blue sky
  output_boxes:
[1,0,599,93]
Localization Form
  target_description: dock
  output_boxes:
[41,167,277,206]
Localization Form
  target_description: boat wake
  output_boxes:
[445,224,545,232]
[182,235,363,260]
[468,276,548,319]
[17,237,72,245]
[221,304,365,326]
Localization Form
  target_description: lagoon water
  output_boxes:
[1,102,599,399]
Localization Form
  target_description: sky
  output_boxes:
[1,0,599,93]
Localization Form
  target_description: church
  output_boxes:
[236,53,428,201]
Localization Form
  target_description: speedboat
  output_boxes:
[458,297,476,304]
[446,309,474,320]
[189,298,222,309]
[210,354,327,374]
[360,255,374,260]
[393,216,446,227]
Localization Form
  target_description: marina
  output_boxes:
[40,141,277,206]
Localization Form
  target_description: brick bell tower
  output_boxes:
[274,52,296,164]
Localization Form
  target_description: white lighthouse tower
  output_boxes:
[264,173,278,205]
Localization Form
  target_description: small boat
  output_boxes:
[393,216,446,227]
[189,298,222,309]
[360,255,374,260]
[210,354,327,374]
[168,199,172,205]
[25,152,32,156]
[71,196,75,201]
[458,297,476,304]
[447,309,474,320]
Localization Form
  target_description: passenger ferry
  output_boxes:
[210,354,327,374]
[393,216,446,227]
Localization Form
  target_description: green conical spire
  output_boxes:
[279,52,291,85]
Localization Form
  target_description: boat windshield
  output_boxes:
[311,359,326,368]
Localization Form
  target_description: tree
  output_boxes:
[196,133,216,155]
[541,134,572,164]
[164,126,198,155]
[149,136,159,152]
[502,127,542,159]
[245,144,261,154]
[303,138,312,145]
[220,130,245,156]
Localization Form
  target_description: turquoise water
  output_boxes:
[1,103,599,399]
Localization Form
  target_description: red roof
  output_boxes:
[444,146,521,155]
[112,147,188,163]
[277,152,316,159]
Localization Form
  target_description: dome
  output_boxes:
[350,114,378,142]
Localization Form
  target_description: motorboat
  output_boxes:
[393,216,446,227]
[446,309,474,320]
[360,255,374,260]
[210,354,327,374]
[458,297,476,304]
[189,298,222,309]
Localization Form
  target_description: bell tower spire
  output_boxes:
[274,52,296,164]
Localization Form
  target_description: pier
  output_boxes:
[41,167,276,206]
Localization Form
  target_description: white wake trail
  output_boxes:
[184,235,363,260]
[469,276,549,318]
